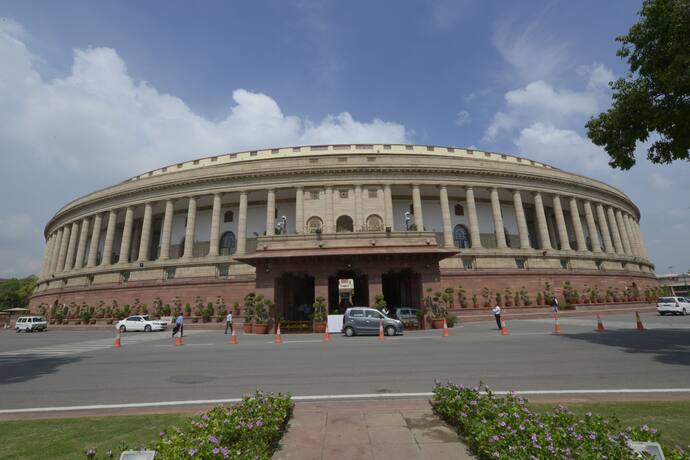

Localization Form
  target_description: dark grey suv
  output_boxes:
[342,307,404,337]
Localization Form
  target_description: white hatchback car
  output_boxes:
[15,316,48,332]
[656,297,690,316]
[116,315,168,333]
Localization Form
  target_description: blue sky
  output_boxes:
[0,0,688,277]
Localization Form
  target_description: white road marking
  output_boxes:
[3,388,690,414]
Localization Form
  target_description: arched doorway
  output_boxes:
[306,216,323,233]
[453,224,471,248]
[336,215,354,232]
[366,214,384,232]
[219,231,236,255]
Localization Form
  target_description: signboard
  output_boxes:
[338,279,354,293]
[627,441,665,460]
[327,314,344,333]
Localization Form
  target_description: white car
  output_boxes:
[15,316,48,332]
[656,297,690,316]
[116,315,168,332]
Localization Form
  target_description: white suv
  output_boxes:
[15,316,48,332]
[657,297,690,316]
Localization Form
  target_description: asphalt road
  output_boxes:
[1,312,689,411]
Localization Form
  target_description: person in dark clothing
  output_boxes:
[493,304,502,330]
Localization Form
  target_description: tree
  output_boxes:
[586,0,690,168]
[0,276,37,310]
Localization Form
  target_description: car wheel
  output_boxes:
[659,312,665,316]
[144,325,152,332]
[15,328,20,333]
[119,325,126,333]
[344,326,355,337]
[385,326,396,336]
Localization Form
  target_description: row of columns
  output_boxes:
[41,185,648,279]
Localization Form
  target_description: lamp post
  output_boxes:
[277,216,287,234]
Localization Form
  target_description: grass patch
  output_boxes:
[530,401,690,450]
[0,413,190,460]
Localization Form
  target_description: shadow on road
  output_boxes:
[562,329,690,367]
[0,355,83,384]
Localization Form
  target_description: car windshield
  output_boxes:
[658,297,676,303]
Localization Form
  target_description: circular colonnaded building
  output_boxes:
[31,144,656,318]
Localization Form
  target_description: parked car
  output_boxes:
[395,308,421,325]
[656,297,690,316]
[116,315,168,332]
[342,307,404,337]
[15,316,48,332]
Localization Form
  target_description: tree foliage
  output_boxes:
[0,276,37,310]
[586,0,690,168]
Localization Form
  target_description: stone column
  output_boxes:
[295,187,304,234]
[52,228,66,273]
[606,207,624,254]
[512,190,531,249]
[63,221,80,271]
[533,192,552,250]
[86,214,103,268]
[439,185,453,248]
[569,197,587,251]
[412,185,424,230]
[158,200,174,260]
[40,235,54,278]
[583,201,602,252]
[614,209,632,255]
[118,206,134,264]
[325,186,334,233]
[182,197,197,258]
[635,221,648,258]
[236,191,248,255]
[208,194,222,256]
[74,218,90,270]
[137,202,154,262]
[266,189,276,236]
[489,187,507,248]
[383,184,394,230]
[465,187,482,248]
[101,210,118,266]
[353,185,362,231]
[623,214,640,256]
[552,195,570,251]
[595,203,615,253]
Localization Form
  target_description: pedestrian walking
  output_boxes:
[173,313,184,338]
[493,304,502,330]
[551,296,559,313]
[224,311,233,334]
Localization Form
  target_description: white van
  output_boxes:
[15,316,48,332]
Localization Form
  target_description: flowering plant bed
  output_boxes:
[432,382,689,460]
[86,391,292,459]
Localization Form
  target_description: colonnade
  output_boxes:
[40,184,648,279]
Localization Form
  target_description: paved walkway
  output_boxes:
[273,399,473,460]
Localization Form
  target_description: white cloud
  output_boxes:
[504,81,598,116]
[577,63,615,91]
[455,110,471,127]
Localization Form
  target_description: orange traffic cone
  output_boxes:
[175,331,184,346]
[500,320,509,336]
[323,326,331,342]
[442,318,449,337]
[378,319,385,341]
[114,331,122,348]
[275,323,283,344]
[596,314,605,332]
[553,315,561,334]
[635,312,645,331]
[230,328,238,345]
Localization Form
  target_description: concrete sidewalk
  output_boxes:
[273,399,474,460]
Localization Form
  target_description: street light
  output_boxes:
[404,211,411,231]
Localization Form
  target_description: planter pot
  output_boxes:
[202,317,210,323]
[313,322,327,333]
[192,317,199,323]
[431,319,445,329]
[243,323,253,334]
[90,320,96,325]
[216,317,224,323]
[49,319,56,324]
[254,324,269,334]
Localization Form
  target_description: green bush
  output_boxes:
[560,303,576,311]
[446,313,457,328]
[86,391,292,459]
[432,382,689,460]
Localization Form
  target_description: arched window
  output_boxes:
[336,215,354,232]
[306,216,323,233]
[223,211,234,223]
[454,204,464,216]
[366,214,384,232]
[453,224,471,248]
[219,231,236,255]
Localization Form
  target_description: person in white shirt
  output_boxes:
[492,304,502,330]
[224,311,233,334]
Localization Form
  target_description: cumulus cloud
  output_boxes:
[0,21,411,277]
[455,110,471,127]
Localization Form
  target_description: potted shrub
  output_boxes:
[482,288,492,308]
[253,295,269,334]
[233,301,240,316]
[373,293,387,311]
[201,301,213,323]
[430,290,450,329]
[243,293,256,333]
[536,292,544,306]
[312,296,328,333]
[472,294,479,308]
[184,302,192,317]
[457,285,468,308]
